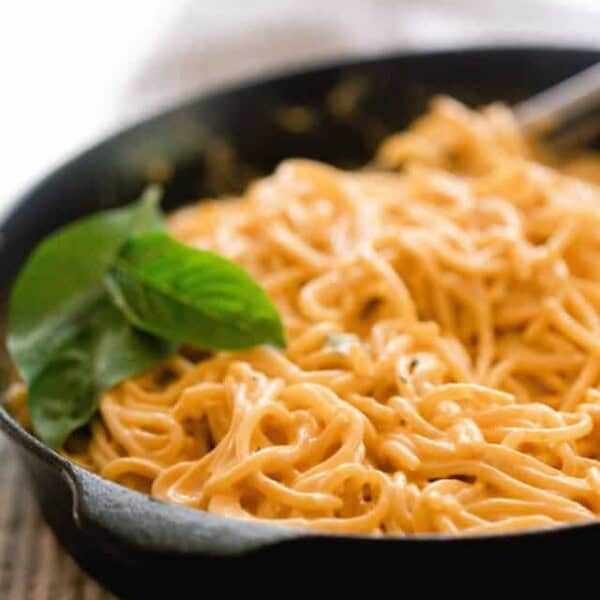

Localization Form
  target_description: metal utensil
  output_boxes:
[515,62,600,148]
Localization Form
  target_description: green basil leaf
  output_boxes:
[8,186,164,383]
[105,231,286,350]
[29,299,174,449]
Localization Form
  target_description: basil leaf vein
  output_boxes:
[105,231,286,350]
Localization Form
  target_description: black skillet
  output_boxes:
[2,47,600,596]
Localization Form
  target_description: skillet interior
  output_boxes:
[2,46,600,595]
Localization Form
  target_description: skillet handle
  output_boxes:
[65,465,299,561]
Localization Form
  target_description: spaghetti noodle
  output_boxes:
[30,97,600,535]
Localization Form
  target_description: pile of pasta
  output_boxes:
[73,98,600,535]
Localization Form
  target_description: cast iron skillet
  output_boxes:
[2,47,600,595]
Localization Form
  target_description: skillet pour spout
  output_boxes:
[2,46,600,596]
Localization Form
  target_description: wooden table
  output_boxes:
[0,437,115,599]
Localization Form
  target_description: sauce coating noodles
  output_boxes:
[67,98,600,534]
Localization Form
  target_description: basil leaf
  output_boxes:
[29,299,174,449]
[8,186,288,449]
[105,231,286,350]
[8,186,163,383]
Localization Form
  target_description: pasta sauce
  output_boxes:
[52,98,600,534]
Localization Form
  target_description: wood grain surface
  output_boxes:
[0,437,116,599]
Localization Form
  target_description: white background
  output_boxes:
[1,0,600,217]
